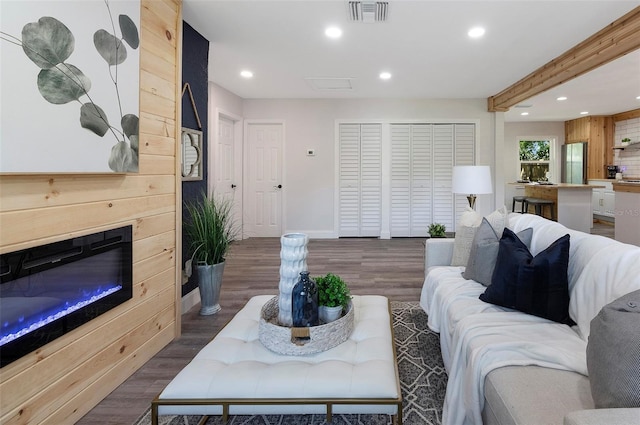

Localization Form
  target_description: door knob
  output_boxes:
[274,184,282,189]
[231,184,236,189]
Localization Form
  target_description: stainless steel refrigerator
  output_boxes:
[561,142,588,184]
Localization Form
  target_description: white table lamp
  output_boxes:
[452,165,493,209]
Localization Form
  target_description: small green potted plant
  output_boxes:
[428,223,446,238]
[314,273,351,323]
[621,137,631,147]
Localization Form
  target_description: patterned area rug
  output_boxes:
[134,302,446,425]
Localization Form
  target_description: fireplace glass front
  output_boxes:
[1,226,132,367]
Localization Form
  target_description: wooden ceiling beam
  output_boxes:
[488,6,640,112]
[612,108,640,122]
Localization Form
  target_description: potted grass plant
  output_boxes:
[184,191,239,315]
[315,273,352,323]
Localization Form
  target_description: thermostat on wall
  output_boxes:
[306,149,315,156]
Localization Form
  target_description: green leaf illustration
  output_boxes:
[94,29,127,65]
[119,14,139,49]
[109,141,139,172]
[128,134,139,153]
[21,17,74,69]
[37,63,90,104]
[121,114,139,152]
[80,103,109,136]
[121,114,138,138]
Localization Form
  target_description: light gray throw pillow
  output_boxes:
[451,206,507,266]
[462,218,532,286]
[586,289,640,409]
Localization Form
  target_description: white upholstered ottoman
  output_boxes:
[152,294,402,424]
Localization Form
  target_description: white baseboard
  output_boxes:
[289,230,337,239]
[181,288,200,315]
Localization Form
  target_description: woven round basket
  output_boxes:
[259,296,354,356]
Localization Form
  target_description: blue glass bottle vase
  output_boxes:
[291,271,319,327]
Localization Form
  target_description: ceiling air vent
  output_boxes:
[348,1,388,23]
[305,77,355,91]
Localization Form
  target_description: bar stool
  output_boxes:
[512,196,528,213]
[525,198,556,220]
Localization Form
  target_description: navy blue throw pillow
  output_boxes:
[479,228,573,325]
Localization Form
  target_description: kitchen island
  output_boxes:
[613,180,640,246]
[511,182,604,233]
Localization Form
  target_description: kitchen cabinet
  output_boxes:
[613,182,640,246]
[565,116,614,180]
[604,190,616,216]
[589,180,615,218]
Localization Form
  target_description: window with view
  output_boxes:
[519,140,550,182]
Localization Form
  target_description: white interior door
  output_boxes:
[216,115,242,228]
[246,123,283,237]
[217,116,235,196]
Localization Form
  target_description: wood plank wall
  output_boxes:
[0,1,182,424]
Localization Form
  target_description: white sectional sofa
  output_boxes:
[420,213,640,425]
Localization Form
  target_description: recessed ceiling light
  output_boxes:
[557,96,567,101]
[468,27,485,38]
[379,72,392,80]
[580,111,589,115]
[240,70,253,78]
[636,95,640,100]
[520,112,529,116]
[325,26,342,39]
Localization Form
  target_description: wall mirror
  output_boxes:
[181,127,203,181]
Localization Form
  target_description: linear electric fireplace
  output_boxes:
[0,226,132,367]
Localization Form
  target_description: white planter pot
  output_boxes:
[196,261,225,315]
[319,305,343,323]
[277,233,308,326]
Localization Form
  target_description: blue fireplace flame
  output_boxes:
[1,283,122,346]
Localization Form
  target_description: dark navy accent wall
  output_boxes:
[181,22,209,296]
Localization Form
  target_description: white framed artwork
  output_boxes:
[0,0,140,173]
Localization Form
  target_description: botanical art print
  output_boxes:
[0,1,140,173]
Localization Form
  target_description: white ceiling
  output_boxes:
[182,0,640,122]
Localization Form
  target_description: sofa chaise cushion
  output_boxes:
[483,366,593,425]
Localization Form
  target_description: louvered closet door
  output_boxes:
[359,124,382,236]
[453,124,475,227]
[432,124,476,231]
[390,124,432,237]
[433,124,455,230]
[339,124,361,237]
[411,125,433,235]
[390,125,411,236]
[339,124,382,237]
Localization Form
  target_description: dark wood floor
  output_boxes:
[76,222,615,424]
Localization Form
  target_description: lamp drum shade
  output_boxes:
[452,166,493,195]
